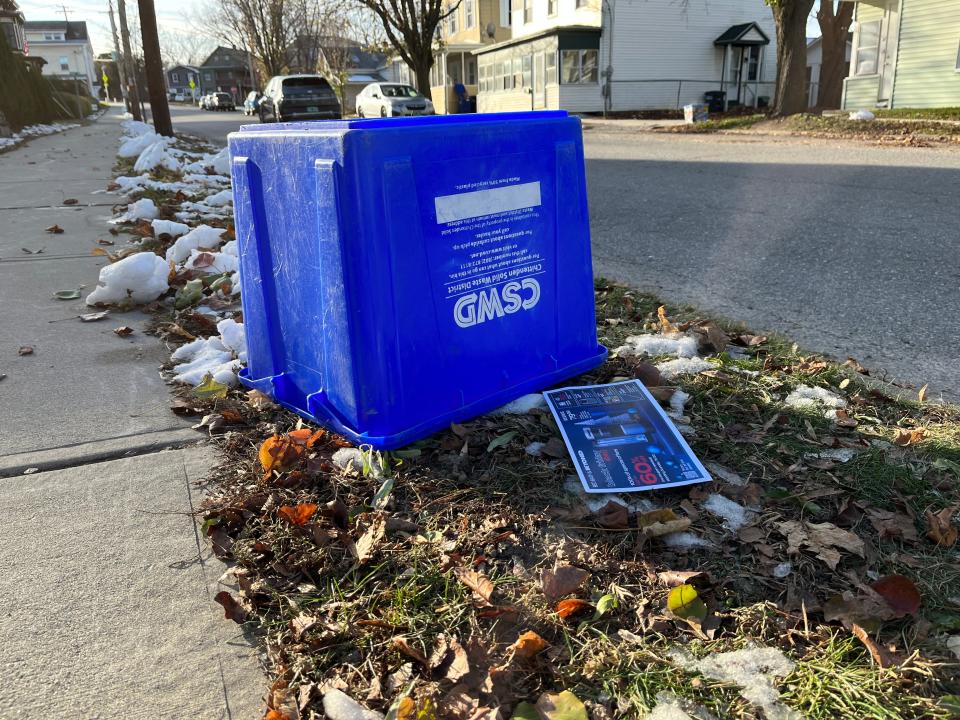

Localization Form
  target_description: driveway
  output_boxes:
[584,127,960,398]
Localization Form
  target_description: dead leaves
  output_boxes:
[454,567,495,605]
[555,598,593,620]
[260,434,305,473]
[17,345,33,356]
[113,325,134,337]
[866,508,919,543]
[638,508,691,539]
[925,507,958,547]
[540,565,589,603]
[535,690,588,720]
[824,575,921,630]
[214,590,247,623]
[871,575,921,616]
[45,224,64,234]
[278,503,319,526]
[851,623,903,668]
[893,428,927,447]
[510,631,549,660]
[777,520,865,570]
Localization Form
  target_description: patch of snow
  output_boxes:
[849,109,875,121]
[773,562,792,579]
[203,189,233,207]
[216,318,246,359]
[332,447,364,472]
[704,462,748,487]
[807,448,858,463]
[151,219,190,238]
[184,172,231,187]
[170,319,246,386]
[702,493,754,532]
[563,476,656,514]
[649,692,716,720]
[322,688,384,720]
[488,393,546,415]
[111,197,158,223]
[185,248,239,274]
[120,118,153,136]
[209,147,231,175]
[657,357,714,380]
[85,251,169,305]
[525,441,546,457]
[134,140,180,173]
[165,224,227,264]
[615,334,699,359]
[668,389,690,420]
[662,532,715,550]
[112,174,151,193]
[678,647,799,720]
[118,130,167,158]
[784,384,847,419]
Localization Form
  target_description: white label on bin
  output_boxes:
[434,181,541,224]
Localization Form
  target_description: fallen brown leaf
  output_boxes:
[113,326,133,337]
[278,503,318,526]
[777,520,865,570]
[355,513,386,563]
[392,636,428,665]
[871,574,921,616]
[213,590,247,623]
[633,361,663,387]
[510,630,548,660]
[918,384,928,403]
[692,320,729,354]
[45,224,64,234]
[18,345,33,356]
[541,564,590,603]
[556,598,593,619]
[454,567,495,605]
[925,507,958,547]
[62,198,78,205]
[259,434,303,473]
[851,623,902,668]
[638,508,691,538]
[594,500,629,529]
[866,508,919,543]
[893,428,926,446]
[657,570,705,587]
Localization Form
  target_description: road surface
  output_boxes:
[168,104,960,397]
[169,102,250,142]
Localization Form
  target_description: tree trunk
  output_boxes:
[414,57,433,96]
[771,0,816,116]
[816,0,853,109]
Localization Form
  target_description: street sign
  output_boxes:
[188,79,195,89]
[102,72,109,86]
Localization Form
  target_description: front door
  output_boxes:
[534,53,546,109]
[878,3,900,103]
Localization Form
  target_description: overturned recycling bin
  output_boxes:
[228,111,607,449]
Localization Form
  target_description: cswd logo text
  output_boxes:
[454,278,540,328]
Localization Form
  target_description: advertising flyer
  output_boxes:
[544,380,712,494]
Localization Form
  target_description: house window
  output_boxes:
[500,0,510,27]
[854,20,881,76]
[522,54,532,88]
[548,0,557,16]
[746,46,760,82]
[171,71,180,83]
[545,51,556,84]
[464,0,475,28]
[513,56,523,88]
[59,56,69,71]
[560,49,598,84]
[204,71,213,81]
[523,0,532,23]
[467,58,477,84]
[448,5,458,35]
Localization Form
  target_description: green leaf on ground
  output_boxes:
[55,290,81,300]
[535,690,588,720]
[372,476,395,510]
[668,584,707,621]
[594,593,619,619]
[487,431,517,452]
[510,702,539,720]
[194,374,228,399]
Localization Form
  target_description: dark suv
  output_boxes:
[258,75,341,123]
[212,92,235,111]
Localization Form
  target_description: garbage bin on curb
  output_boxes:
[703,91,726,113]
[227,111,607,449]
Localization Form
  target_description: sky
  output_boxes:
[17,0,825,58]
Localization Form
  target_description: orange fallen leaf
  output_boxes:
[287,428,313,443]
[918,384,928,402]
[454,567,495,604]
[511,630,549,660]
[45,224,64,234]
[262,710,289,720]
[851,623,902,668]
[926,507,958,547]
[657,305,677,334]
[556,598,593,619]
[278,503,318,526]
[893,428,926,446]
[259,434,303,472]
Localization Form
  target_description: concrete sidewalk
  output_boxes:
[0,111,264,718]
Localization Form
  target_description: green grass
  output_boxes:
[875,107,960,122]
[669,113,767,134]
[787,114,960,140]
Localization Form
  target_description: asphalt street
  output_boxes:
[168,102,252,142]
[167,104,960,398]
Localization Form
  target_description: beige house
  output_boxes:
[23,20,98,95]
[431,0,512,113]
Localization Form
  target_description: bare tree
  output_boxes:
[815,0,853,110]
[354,0,459,94]
[765,0,817,116]
[158,28,215,67]
[198,0,299,77]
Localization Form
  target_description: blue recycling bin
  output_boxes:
[228,111,606,449]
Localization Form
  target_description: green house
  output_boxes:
[843,0,960,109]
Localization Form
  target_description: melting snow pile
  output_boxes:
[702,493,754,532]
[657,356,714,380]
[134,140,180,173]
[784,384,847,419]
[165,224,227,263]
[185,240,239,276]
[615,334,698,359]
[673,647,799,720]
[489,393,547,415]
[171,319,247,386]
[151,219,190,238]
[111,197,159,223]
[0,121,81,150]
[849,109,876,121]
[85,252,170,305]
[118,130,170,158]
[182,146,232,176]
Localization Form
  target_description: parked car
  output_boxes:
[197,94,207,108]
[212,92,235,111]
[243,90,262,116]
[258,74,340,123]
[173,93,186,102]
[356,83,434,118]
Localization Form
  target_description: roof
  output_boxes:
[23,20,89,41]
[167,64,199,73]
[714,22,770,47]
[473,26,601,55]
[201,46,248,68]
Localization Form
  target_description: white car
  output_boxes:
[173,93,185,102]
[356,83,434,118]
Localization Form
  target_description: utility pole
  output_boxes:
[137,0,173,136]
[107,0,130,111]
[116,0,142,121]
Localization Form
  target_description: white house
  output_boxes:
[806,34,852,108]
[474,0,778,113]
[23,20,97,95]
